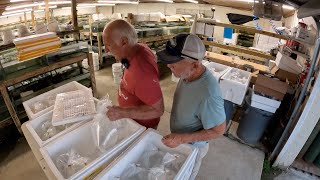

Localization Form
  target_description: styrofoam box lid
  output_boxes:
[23,81,90,120]
[221,68,251,85]
[40,118,146,180]
[94,129,199,180]
[25,98,99,147]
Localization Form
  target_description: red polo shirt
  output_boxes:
[118,44,163,128]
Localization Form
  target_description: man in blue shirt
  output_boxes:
[157,33,226,179]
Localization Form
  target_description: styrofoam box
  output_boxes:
[275,52,303,74]
[251,86,281,113]
[94,129,199,180]
[23,81,90,120]
[205,62,232,81]
[25,98,99,148]
[40,118,146,180]
[220,68,251,105]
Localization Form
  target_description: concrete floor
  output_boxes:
[0,66,266,180]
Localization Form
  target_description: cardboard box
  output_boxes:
[271,66,299,83]
[254,74,289,100]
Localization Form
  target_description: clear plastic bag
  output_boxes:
[40,121,71,141]
[121,144,187,180]
[91,95,130,153]
[56,149,90,178]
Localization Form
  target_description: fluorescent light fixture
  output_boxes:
[2,8,32,15]
[10,0,30,2]
[48,1,71,5]
[183,0,198,3]
[142,0,173,2]
[78,3,115,7]
[6,2,44,10]
[61,7,71,9]
[77,6,96,9]
[283,4,295,10]
[1,11,31,18]
[98,0,139,4]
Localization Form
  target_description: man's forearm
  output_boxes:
[120,105,163,120]
[180,122,226,144]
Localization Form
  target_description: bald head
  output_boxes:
[103,19,138,46]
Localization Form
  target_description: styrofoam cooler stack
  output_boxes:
[92,53,100,71]
[205,61,232,81]
[25,98,98,147]
[251,85,281,113]
[112,63,123,85]
[23,81,90,120]
[220,68,251,105]
[40,118,145,180]
[94,129,199,180]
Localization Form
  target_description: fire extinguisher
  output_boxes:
[300,61,310,84]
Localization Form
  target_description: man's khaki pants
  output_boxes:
[189,142,209,180]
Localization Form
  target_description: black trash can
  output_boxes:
[237,96,274,145]
[224,100,236,126]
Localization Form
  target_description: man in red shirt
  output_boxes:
[102,19,164,129]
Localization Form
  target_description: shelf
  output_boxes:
[138,35,175,43]
[284,46,310,59]
[288,36,315,46]
[0,117,13,128]
[197,18,288,40]
[0,43,15,52]
[203,40,274,61]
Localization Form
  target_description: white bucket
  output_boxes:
[18,25,31,37]
[47,21,60,32]
[1,29,14,45]
[35,23,48,34]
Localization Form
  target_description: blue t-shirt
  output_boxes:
[170,67,226,134]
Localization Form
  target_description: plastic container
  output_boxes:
[52,90,96,126]
[24,98,98,147]
[237,96,274,145]
[204,61,232,81]
[303,132,320,163]
[40,118,146,180]
[220,68,251,105]
[1,29,14,45]
[23,81,91,120]
[94,129,199,180]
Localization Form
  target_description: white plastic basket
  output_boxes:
[40,118,146,180]
[52,90,96,126]
[220,68,251,105]
[94,129,199,180]
[24,98,99,148]
[23,81,91,120]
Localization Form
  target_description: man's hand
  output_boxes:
[162,133,184,148]
[106,106,125,121]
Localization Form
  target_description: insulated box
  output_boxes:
[205,62,232,81]
[254,74,288,101]
[275,52,303,74]
[24,98,98,147]
[23,81,90,120]
[40,118,146,180]
[94,129,199,180]
[251,86,281,113]
[220,68,251,105]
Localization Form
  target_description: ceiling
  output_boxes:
[0,0,311,19]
